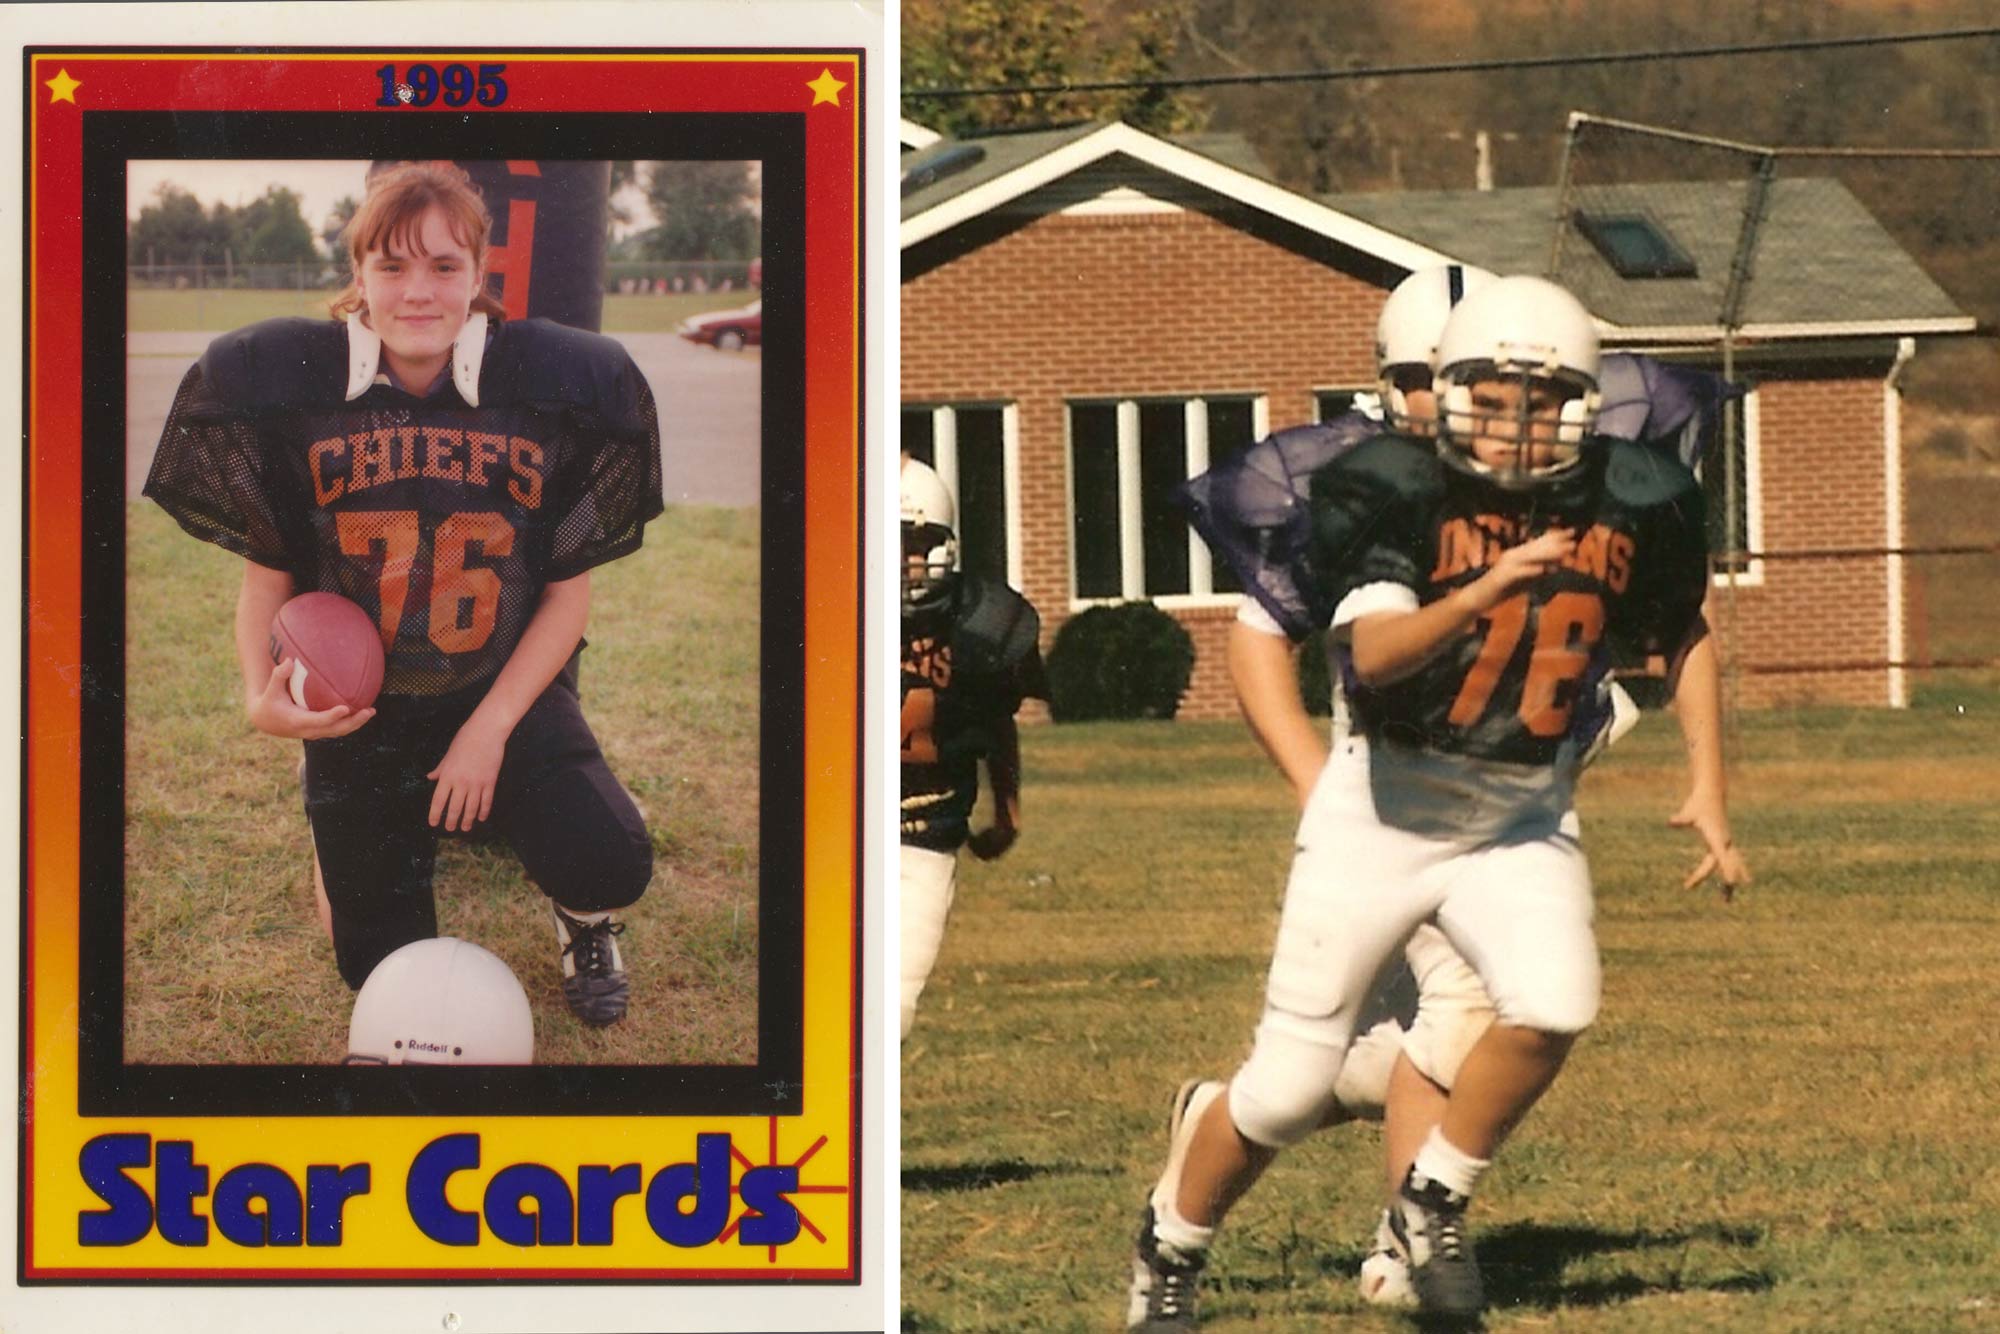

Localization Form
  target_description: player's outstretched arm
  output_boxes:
[965,715,1022,861]
[1348,528,1577,687]
[1228,618,1326,808]
[1666,628,1750,898]
[427,572,591,833]
[236,561,376,741]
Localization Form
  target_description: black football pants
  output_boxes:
[302,673,653,990]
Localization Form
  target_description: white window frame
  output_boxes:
[1313,384,1376,423]
[1705,387,1765,588]
[905,402,1024,591]
[1066,393,1268,611]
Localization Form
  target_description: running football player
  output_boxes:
[1129,275,1748,1326]
[1166,268,1743,1311]
[900,456,1048,1041]
[144,161,662,1028]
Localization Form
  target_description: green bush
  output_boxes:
[1046,601,1196,722]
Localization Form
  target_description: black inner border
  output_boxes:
[66,110,809,1117]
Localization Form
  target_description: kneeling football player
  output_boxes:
[144,161,663,1028]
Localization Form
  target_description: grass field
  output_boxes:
[126,287,750,334]
[123,500,760,1066]
[900,690,2000,1331]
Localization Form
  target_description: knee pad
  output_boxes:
[1229,1024,1349,1148]
[1498,984,1598,1038]
[1329,1019,1402,1122]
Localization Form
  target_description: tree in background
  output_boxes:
[638,161,759,261]
[903,0,1203,138]
[129,182,321,267]
[229,186,319,266]
[322,194,359,262]
[127,183,228,266]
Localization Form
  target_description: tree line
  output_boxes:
[128,160,761,270]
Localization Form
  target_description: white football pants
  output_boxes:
[899,844,958,1041]
[1230,738,1598,1148]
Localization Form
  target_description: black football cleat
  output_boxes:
[1389,1169,1484,1318]
[551,904,630,1027]
[1127,1203,1206,1331]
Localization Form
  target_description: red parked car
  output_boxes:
[677,299,761,351]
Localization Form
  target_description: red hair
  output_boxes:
[329,161,505,321]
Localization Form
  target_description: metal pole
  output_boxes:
[1548,112,1585,279]
[1716,152,1774,743]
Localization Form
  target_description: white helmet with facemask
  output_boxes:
[1375,263,1497,431]
[1434,275,1602,491]
[900,455,959,615]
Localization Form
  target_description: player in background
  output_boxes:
[900,456,1049,1041]
[1129,275,1748,1326]
[144,161,663,1029]
[1163,267,1744,1312]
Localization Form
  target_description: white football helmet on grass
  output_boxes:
[346,937,535,1065]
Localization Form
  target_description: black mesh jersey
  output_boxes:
[900,577,1048,854]
[144,318,664,701]
[1309,434,1709,767]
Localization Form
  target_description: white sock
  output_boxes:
[559,906,611,925]
[1410,1127,1489,1200]
[1149,1193,1215,1257]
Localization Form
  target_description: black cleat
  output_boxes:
[551,904,630,1027]
[1127,1203,1205,1330]
[1389,1169,1484,1318]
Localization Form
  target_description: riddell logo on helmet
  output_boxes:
[405,1038,452,1055]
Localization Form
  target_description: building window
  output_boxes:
[1316,387,1372,424]
[1067,394,1266,603]
[902,403,1020,589]
[1699,387,1762,581]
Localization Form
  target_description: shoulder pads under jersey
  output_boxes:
[196,318,351,415]
[1320,432,1446,507]
[1601,435,1702,512]
[480,318,652,434]
[950,576,1042,675]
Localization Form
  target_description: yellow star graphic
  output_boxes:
[45,68,81,104]
[807,68,846,108]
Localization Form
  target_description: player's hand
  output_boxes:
[246,657,375,740]
[427,719,507,832]
[1469,527,1576,609]
[1670,788,1749,901]
[965,822,1018,861]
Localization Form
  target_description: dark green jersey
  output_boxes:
[1308,434,1708,768]
[900,577,1048,853]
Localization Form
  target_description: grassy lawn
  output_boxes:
[123,500,760,1066]
[901,693,2000,1332]
[127,287,749,334]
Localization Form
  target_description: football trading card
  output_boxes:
[3,4,882,1330]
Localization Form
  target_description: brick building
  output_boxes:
[900,121,1974,716]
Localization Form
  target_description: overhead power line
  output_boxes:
[903,25,2000,101]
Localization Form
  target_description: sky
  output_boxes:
[128,160,661,241]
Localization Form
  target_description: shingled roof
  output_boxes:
[902,120,1973,341]
[1325,178,1972,339]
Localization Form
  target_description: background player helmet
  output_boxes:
[346,937,535,1065]
[1375,263,1497,430]
[900,455,959,614]
[1434,275,1602,490]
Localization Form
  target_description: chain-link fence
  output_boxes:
[1547,113,2000,711]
